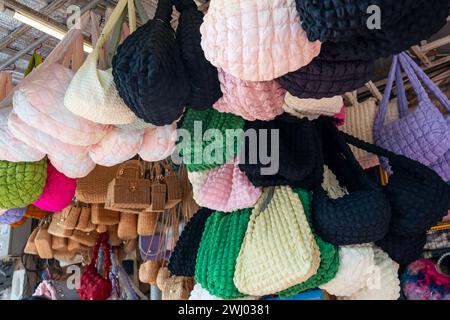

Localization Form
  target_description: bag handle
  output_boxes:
[116,160,144,179]
[154,0,174,24]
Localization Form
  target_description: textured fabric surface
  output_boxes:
[168,208,213,276]
[278,57,374,99]
[200,0,321,81]
[178,108,245,172]
[195,209,251,299]
[278,189,339,297]
[0,207,26,224]
[282,93,343,120]
[138,124,177,162]
[376,232,427,266]
[234,186,320,296]
[33,160,76,212]
[239,115,323,189]
[113,0,190,126]
[213,69,285,121]
[0,159,47,209]
[175,0,222,109]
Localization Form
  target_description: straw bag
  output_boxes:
[33,160,76,212]
[75,204,96,232]
[97,224,108,234]
[200,0,321,81]
[139,260,162,285]
[157,266,194,300]
[76,165,119,204]
[213,69,285,121]
[195,209,251,299]
[59,204,81,231]
[0,208,26,225]
[106,160,151,210]
[234,187,320,296]
[47,212,74,238]
[13,12,108,146]
[283,93,343,121]
[78,233,113,300]
[91,204,120,226]
[0,159,47,209]
[24,227,39,255]
[177,108,245,172]
[374,53,450,173]
[35,224,53,259]
[137,212,159,236]
[51,236,67,251]
[179,166,200,221]
[67,238,83,252]
[71,230,98,247]
[174,0,222,110]
[107,225,122,246]
[194,159,262,212]
[118,212,138,240]
[146,161,183,211]
[65,0,138,125]
[112,0,190,126]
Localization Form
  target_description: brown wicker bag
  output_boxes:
[123,239,137,254]
[179,166,200,223]
[75,204,97,232]
[162,277,194,300]
[106,160,151,210]
[24,227,39,255]
[162,161,182,209]
[118,213,138,240]
[139,260,161,285]
[51,236,67,251]
[91,204,120,225]
[148,163,166,212]
[108,225,122,246]
[53,249,77,262]
[96,224,108,233]
[59,204,81,230]
[76,165,120,203]
[70,230,98,247]
[48,212,74,238]
[68,238,82,252]
[35,225,53,259]
[137,212,159,236]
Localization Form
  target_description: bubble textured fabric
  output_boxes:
[0,207,26,224]
[112,0,190,126]
[200,0,321,81]
[213,69,285,121]
[168,208,213,276]
[174,0,222,109]
[0,159,47,209]
[195,209,251,299]
[177,108,245,172]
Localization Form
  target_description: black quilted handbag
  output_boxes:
[375,232,427,265]
[277,56,374,99]
[238,114,324,190]
[312,120,391,245]
[168,208,212,276]
[112,0,190,126]
[174,0,222,110]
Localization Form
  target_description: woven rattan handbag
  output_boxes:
[118,212,138,240]
[47,212,74,238]
[75,204,97,233]
[76,165,120,204]
[59,204,82,231]
[91,204,120,226]
[24,227,39,255]
[35,224,53,259]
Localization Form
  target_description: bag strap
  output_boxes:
[154,0,174,24]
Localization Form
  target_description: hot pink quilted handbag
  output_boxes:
[213,69,285,121]
[194,159,262,212]
[139,123,177,162]
[200,0,321,81]
[33,160,76,212]
[12,12,109,147]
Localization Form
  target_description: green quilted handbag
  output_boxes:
[278,189,340,298]
[195,209,251,299]
[177,108,245,172]
[0,160,47,209]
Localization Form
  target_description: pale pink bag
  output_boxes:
[200,0,321,81]
[33,160,76,212]
[12,12,109,147]
[195,159,262,212]
[139,123,177,162]
[213,69,285,121]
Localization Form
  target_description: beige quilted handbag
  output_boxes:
[234,186,320,296]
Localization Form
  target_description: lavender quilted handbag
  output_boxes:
[139,234,171,261]
[374,53,450,176]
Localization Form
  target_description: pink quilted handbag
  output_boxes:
[139,123,177,162]
[200,0,321,81]
[213,69,285,121]
[89,126,144,166]
[33,160,76,212]
[12,12,109,147]
[195,159,262,212]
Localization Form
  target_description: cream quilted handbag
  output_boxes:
[283,93,344,120]
[234,186,320,295]
[64,0,138,125]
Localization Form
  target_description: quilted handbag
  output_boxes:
[65,0,139,125]
[77,233,113,300]
[88,126,144,167]
[278,189,339,298]
[112,0,190,126]
[200,0,321,81]
[195,209,251,299]
[0,208,26,225]
[168,208,213,276]
[282,93,343,121]
[339,247,400,300]
[13,12,108,147]
[174,0,222,109]
[139,233,172,262]
[75,165,120,204]
[320,244,375,297]
[278,56,374,99]
[312,121,391,245]
[374,53,450,173]
[0,160,47,209]
[194,159,262,212]
[177,108,245,172]
[33,160,76,212]
[213,69,285,121]
[138,124,177,162]
[234,186,320,296]
[238,115,323,189]
[376,232,428,266]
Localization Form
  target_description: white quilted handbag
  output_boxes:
[138,124,177,162]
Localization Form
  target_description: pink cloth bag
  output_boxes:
[195,159,262,212]
[139,123,177,162]
[213,69,285,121]
[33,160,76,212]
